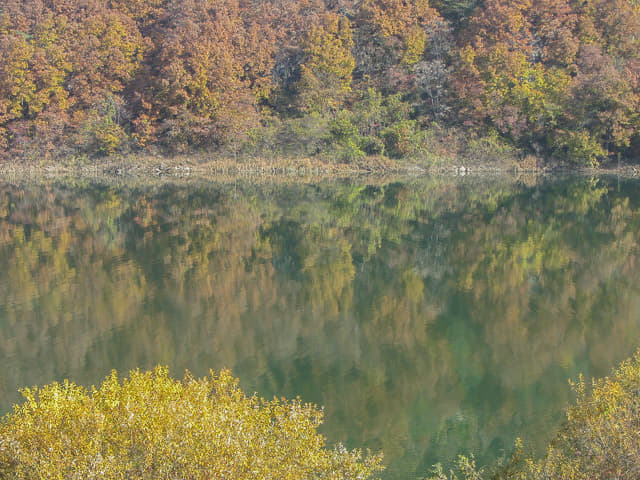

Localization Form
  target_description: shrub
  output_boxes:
[359,136,386,155]
[536,350,640,480]
[464,130,518,165]
[278,114,330,157]
[326,111,366,162]
[552,131,606,167]
[427,348,640,480]
[0,367,383,480]
[381,120,417,158]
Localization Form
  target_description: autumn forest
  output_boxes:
[1,0,639,166]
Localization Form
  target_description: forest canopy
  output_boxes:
[0,0,640,165]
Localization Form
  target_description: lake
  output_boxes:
[1,174,640,479]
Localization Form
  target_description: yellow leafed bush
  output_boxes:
[0,367,383,480]
[428,348,640,480]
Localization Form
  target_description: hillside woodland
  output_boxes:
[1,0,639,165]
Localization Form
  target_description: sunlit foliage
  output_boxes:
[0,0,639,162]
[428,348,640,479]
[296,14,355,114]
[540,349,640,479]
[0,366,383,479]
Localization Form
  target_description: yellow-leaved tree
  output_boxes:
[0,367,383,480]
[297,14,356,114]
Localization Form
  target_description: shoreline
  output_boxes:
[0,155,638,181]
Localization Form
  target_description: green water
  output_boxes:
[1,175,640,478]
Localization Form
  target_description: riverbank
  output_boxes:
[0,153,638,181]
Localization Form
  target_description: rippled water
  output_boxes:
[1,174,640,478]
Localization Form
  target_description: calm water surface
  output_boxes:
[1,175,640,478]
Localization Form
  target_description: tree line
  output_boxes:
[1,0,639,165]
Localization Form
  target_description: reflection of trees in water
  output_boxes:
[1,176,640,478]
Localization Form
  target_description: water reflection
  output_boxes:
[1,175,640,479]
